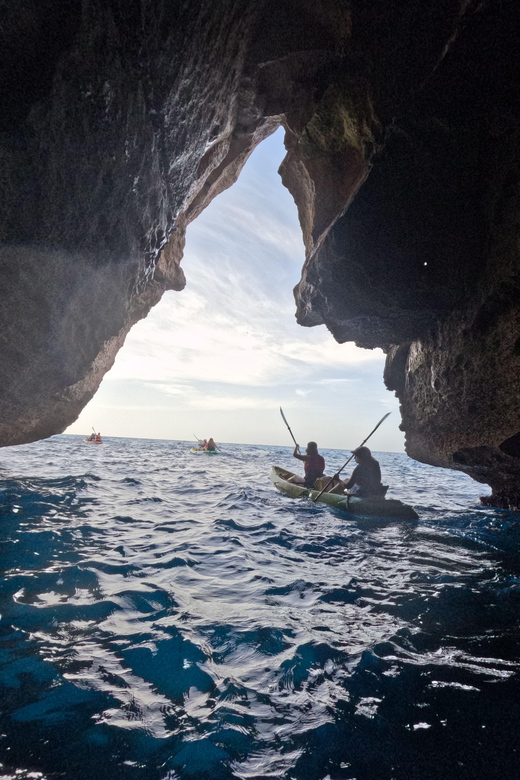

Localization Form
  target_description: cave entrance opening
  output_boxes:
[65,128,401,449]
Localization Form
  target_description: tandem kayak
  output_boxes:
[270,466,419,520]
[85,439,103,444]
[191,447,220,454]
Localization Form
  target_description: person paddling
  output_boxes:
[288,441,325,489]
[332,446,386,497]
[204,437,220,451]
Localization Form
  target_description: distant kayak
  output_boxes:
[85,439,103,444]
[191,447,220,454]
[270,466,418,520]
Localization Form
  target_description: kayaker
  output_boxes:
[204,437,220,451]
[288,441,325,488]
[95,432,102,442]
[333,446,386,497]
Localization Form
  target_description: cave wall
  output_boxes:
[291,0,520,505]
[1,0,519,505]
[0,0,268,443]
[1,0,357,444]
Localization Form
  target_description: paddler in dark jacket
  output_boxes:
[288,441,325,489]
[335,446,386,497]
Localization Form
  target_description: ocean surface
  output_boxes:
[0,436,519,780]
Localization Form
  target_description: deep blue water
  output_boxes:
[1,436,520,780]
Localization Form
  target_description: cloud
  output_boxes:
[184,395,278,411]
[192,202,302,264]
[316,377,354,385]
[107,250,384,390]
[89,403,175,412]
[108,309,383,389]
[109,315,285,386]
[279,340,384,367]
[149,384,191,397]
[379,395,401,411]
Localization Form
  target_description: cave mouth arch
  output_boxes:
[65,129,398,449]
[2,0,519,506]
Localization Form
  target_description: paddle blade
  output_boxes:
[359,412,391,446]
[279,407,299,449]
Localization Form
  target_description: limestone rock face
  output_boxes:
[0,0,519,506]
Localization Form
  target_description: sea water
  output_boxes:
[0,436,519,780]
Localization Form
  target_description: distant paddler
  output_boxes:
[204,437,220,452]
[85,431,103,443]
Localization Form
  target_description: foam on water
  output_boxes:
[0,436,519,780]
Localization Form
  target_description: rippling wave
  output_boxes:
[0,436,519,779]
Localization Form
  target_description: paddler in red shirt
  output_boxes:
[288,441,325,489]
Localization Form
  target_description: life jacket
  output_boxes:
[304,454,325,480]
[350,459,382,496]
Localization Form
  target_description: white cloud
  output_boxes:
[379,395,401,411]
[279,340,384,367]
[316,377,354,385]
[90,403,175,411]
[149,384,191,397]
[184,395,278,411]
[108,310,383,388]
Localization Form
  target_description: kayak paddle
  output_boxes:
[280,407,300,452]
[313,412,392,501]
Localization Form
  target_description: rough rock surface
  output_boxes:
[0,1,519,507]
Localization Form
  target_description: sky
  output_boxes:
[66,129,405,451]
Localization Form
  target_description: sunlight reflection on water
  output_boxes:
[0,436,519,779]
